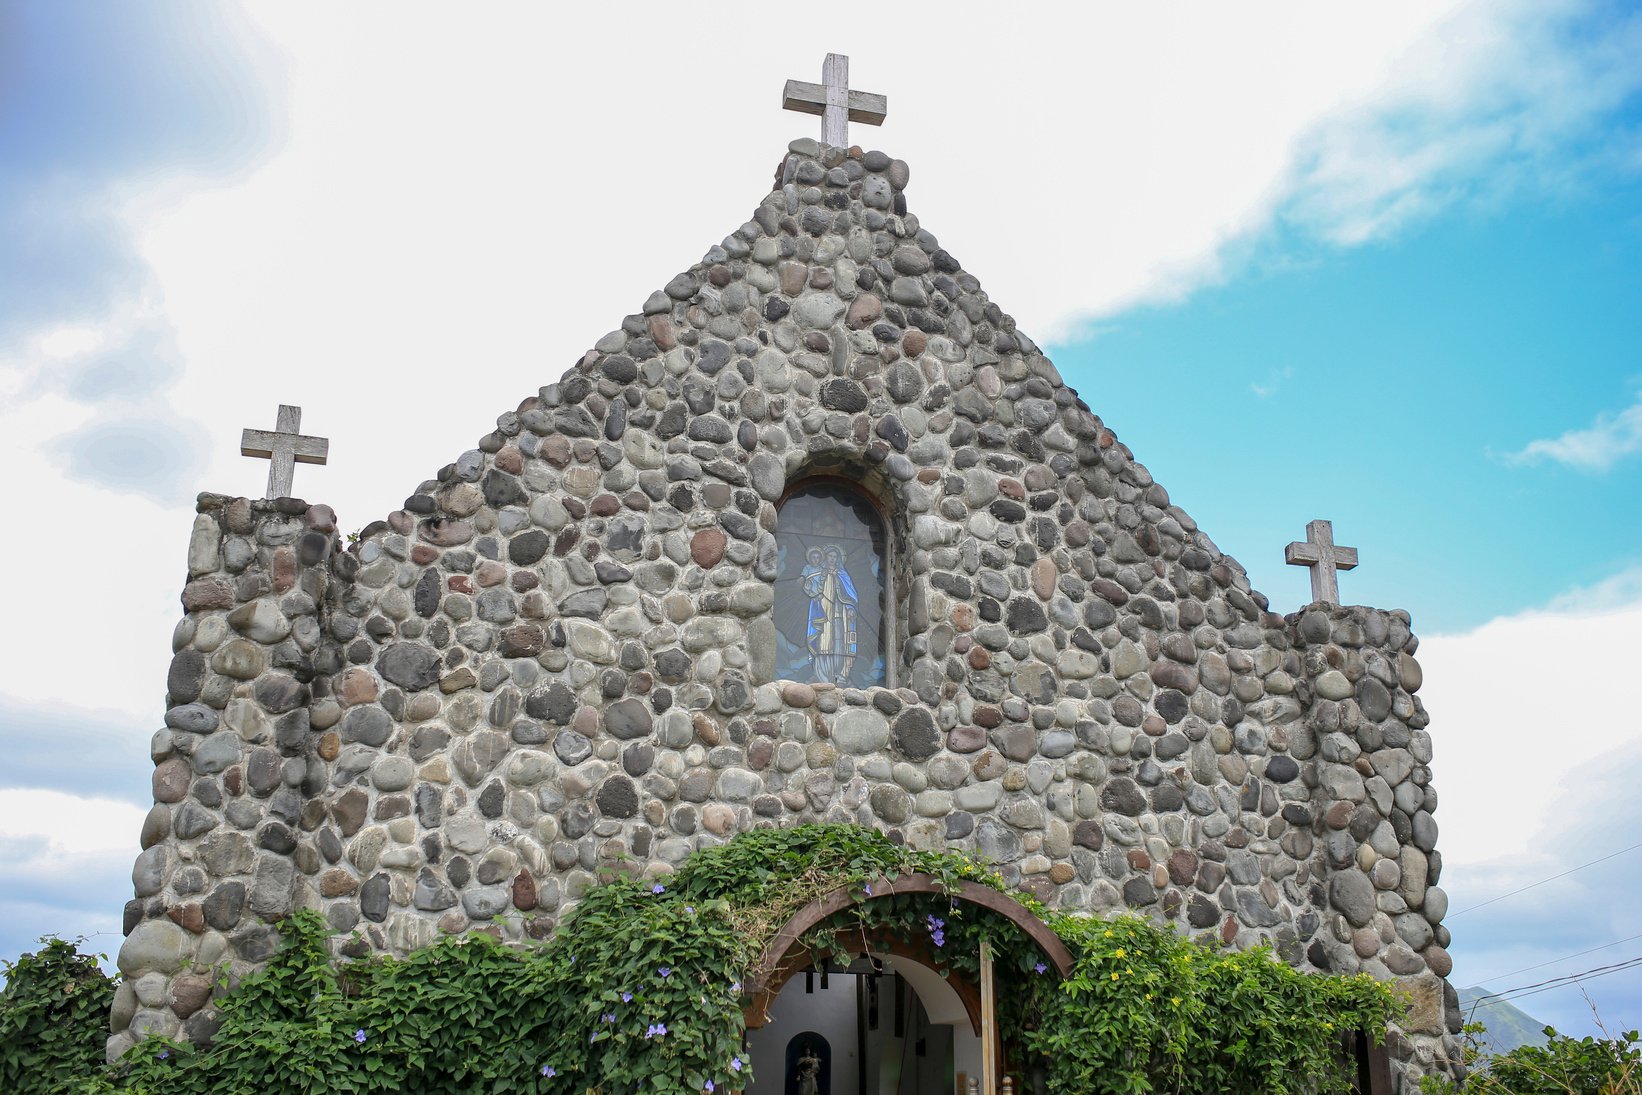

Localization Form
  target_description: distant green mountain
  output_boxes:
[1457,987,1551,1056]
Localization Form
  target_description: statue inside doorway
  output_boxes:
[782,1031,831,1095]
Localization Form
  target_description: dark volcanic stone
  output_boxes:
[377,643,441,691]
[819,378,868,412]
[596,775,638,818]
[1100,778,1146,816]
[893,708,940,760]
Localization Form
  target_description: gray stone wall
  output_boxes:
[113,139,1459,1089]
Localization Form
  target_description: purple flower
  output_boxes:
[602,1013,615,1023]
[685,905,695,914]
[864,883,872,896]
[652,883,666,894]
[706,1083,715,1092]
[644,1023,669,1039]
[621,991,633,1003]
[540,1064,556,1077]
[730,981,742,994]
[353,1029,367,1044]
[1034,962,1047,975]
[158,1050,170,1060]
[658,966,672,979]
[731,1056,743,1072]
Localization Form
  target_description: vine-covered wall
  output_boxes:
[116,139,1458,1090]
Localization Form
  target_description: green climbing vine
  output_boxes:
[0,824,1401,1094]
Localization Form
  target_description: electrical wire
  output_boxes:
[1469,954,1642,1007]
[1469,932,1642,989]
[1445,839,1642,918]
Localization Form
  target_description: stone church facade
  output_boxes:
[113,137,1460,1089]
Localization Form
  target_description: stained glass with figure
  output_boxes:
[774,483,886,688]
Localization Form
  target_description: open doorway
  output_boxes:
[745,954,982,1095]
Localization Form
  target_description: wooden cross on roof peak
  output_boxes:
[1285,519,1358,605]
[783,53,887,147]
[241,404,328,499]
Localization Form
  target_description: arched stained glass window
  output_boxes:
[774,481,888,688]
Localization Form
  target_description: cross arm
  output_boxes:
[240,428,330,464]
[781,80,888,125]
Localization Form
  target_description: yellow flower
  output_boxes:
[1114,948,1126,958]
[1126,967,1133,975]
[1110,972,1120,981]
[1170,997,1181,1006]
[1145,993,1153,1001]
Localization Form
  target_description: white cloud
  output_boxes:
[1417,570,1642,1029]
[1501,390,1642,473]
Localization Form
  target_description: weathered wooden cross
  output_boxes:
[782,53,887,147]
[240,404,329,499]
[1285,519,1358,604]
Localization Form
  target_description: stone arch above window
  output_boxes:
[774,479,891,689]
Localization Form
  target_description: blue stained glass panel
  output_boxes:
[773,483,886,688]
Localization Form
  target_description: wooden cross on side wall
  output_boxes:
[1285,518,1358,604]
[783,53,887,147]
[241,404,329,499]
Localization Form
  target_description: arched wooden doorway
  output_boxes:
[741,874,1072,1094]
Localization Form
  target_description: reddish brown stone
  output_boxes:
[781,682,816,707]
[272,547,298,594]
[902,330,927,357]
[494,445,523,475]
[947,725,986,753]
[747,738,774,771]
[512,870,538,911]
[223,765,243,796]
[590,493,620,517]
[846,293,882,329]
[1167,850,1199,886]
[476,561,508,587]
[916,468,941,484]
[448,575,474,594]
[967,646,991,670]
[153,758,190,804]
[1160,889,1183,918]
[1049,862,1075,885]
[951,603,975,631]
[319,869,359,898]
[1220,915,1239,945]
[1072,821,1104,850]
[973,706,1002,729]
[498,625,546,659]
[411,543,440,565]
[419,518,475,547]
[181,578,233,612]
[1030,558,1057,601]
[693,712,721,747]
[1141,714,1167,737]
[539,435,571,467]
[1323,801,1356,829]
[340,668,378,707]
[691,529,727,568]
[316,731,340,762]
[648,314,677,351]
[998,478,1025,501]
[1127,849,1152,871]
[167,903,205,933]
[169,974,213,1019]
[778,261,807,297]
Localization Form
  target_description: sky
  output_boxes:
[2,0,1640,1043]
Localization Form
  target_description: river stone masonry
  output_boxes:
[114,138,1460,1090]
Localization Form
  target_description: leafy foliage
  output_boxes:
[2,825,1406,1094]
[1016,913,1400,1095]
[0,938,116,1094]
[1421,1021,1642,1095]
